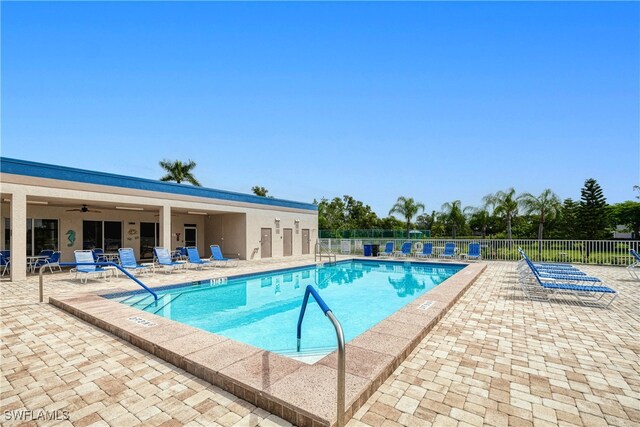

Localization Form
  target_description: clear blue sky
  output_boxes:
[2,1,639,216]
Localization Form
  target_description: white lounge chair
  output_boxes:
[73,250,110,283]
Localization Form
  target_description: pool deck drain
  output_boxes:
[49,261,486,427]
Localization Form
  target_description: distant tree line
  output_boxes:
[157,161,639,240]
[317,178,640,240]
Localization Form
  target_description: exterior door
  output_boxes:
[302,229,310,255]
[140,222,159,259]
[184,226,197,247]
[283,228,293,257]
[260,228,272,258]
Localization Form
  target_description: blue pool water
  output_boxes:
[112,260,464,355]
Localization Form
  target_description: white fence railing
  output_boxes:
[318,238,640,266]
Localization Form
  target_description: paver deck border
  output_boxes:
[49,259,486,427]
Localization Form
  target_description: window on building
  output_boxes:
[25,218,59,256]
[83,220,122,251]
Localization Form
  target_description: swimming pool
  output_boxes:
[112,260,464,355]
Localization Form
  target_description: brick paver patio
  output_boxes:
[2,260,638,426]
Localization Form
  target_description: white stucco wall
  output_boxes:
[0,172,318,280]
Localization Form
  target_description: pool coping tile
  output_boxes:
[49,258,487,426]
[318,344,394,387]
[218,350,306,394]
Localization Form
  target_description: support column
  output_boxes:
[10,192,27,281]
[159,204,172,249]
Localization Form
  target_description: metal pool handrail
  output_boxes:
[296,285,345,427]
[39,262,158,303]
[315,241,337,264]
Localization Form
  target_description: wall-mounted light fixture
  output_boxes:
[294,219,300,233]
[275,218,281,234]
[187,211,208,215]
[27,200,49,205]
[116,206,144,211]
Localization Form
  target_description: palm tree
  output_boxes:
[483,188,519,240]
[520,189,561,241]
[469,207,491,238]
[389,197,425,238]
[252,186,269,197]
[159,159,201,186]
[440,200,469,238]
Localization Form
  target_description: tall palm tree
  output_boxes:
[519,189,561,241]
[440,200,469,238]
[389,197,425,238]
[469,207,491,238]
[483,188,519,240]
[159,159,201,186]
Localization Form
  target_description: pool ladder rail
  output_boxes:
[315,241,337,264]
[38,261,158,303]
[123,282,224,314]
[297,285,345,427]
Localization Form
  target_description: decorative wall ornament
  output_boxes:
[65,230,76,247]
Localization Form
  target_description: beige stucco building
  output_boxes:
[0,158,318,281]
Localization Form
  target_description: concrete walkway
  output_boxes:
[1,259,638,426]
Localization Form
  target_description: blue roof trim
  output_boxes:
[0,157,317,211]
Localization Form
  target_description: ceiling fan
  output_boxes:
[66,204,102,213]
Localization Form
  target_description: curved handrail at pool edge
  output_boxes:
[39,262,158,303]
[297,285,331,340]
[296,284,346,427]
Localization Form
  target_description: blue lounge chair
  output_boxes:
[439,242,456,259]
[519,256,603,286]
[517,248,577,270]
[91,248,106,262]
[186,247,215,269]
[378,242,394,258]
[467,243,481,261]
[518,250,594,282]
[415,242,433,259]
[0,253,10,277]
[522,257,617,307]
[395,242,412,257]
[73,250,110,283]
[119,248,153,275]
[519,251,586,273]
[34,251,62,273]
[535,270,602,283]
[628,249,640,279]
[209,245,238,267]
[175,246,189,261]
[153,247,186,273]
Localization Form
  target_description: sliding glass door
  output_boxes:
[83,221,102,250]
[140,222,159,259]
[104,221,122,251]
[83,221,122,251]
